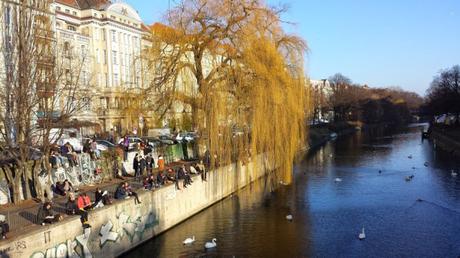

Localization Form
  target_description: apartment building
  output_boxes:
[53,0,150,134]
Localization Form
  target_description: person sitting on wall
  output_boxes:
[66,192,78,215]
[49,150,61,168]
[189,164,199,175]
[124,182,141,204]
[143,176,152,190]
[95,187,112,208]
[77,192,94,211]
[62,179,74,194]
[197,160,207,182]
[156,171,165,186]
[37,202,62,225]
[114,183,128,199]
[0,214,9,239]
[66,193,91,228]
[54,181,66,196]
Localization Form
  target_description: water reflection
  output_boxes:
[123,124,460,257]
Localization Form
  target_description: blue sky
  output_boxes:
[127,0,460,96]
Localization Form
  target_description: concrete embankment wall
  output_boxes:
[431,129,460,157]
[0,155,269,258]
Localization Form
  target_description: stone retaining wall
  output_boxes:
[0,154,270,258]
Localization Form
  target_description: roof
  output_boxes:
[55,0,110,10]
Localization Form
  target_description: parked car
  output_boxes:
[158,135,176,145]
[175,132,196,142]
[95,140,117,152]
[117,136,144,150]
[141,137,162,148]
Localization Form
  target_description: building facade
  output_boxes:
[53,0,150,134]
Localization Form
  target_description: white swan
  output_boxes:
[204,238,217,249]
[451,170,458,177]
[286,214,293,221]
[334,178,342,182]
[183,235,195,245]
[358,228,366,240]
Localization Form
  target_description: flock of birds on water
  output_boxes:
[182,151,458,251]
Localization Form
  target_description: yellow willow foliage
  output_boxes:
[144,0,310,185]
[242,37,307,184]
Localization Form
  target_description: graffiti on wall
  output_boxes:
[27,207,159,258]
[30,228,91,258]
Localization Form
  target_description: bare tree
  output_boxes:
[425,65,460,117]
[0,0,92,203]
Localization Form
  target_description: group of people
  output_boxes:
[142,160,207,191]
[114,182,141,204]
[49,142,79,168]
[133,153,155,179]
[37,187,113,228]
[82,138,100,160]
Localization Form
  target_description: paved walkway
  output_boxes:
[0,160,198,239]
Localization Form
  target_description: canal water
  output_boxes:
[122,124,460,257]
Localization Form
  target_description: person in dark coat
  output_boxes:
[139,155,146,177]
[0,214,9,239]
[114,183,127,199]
[124,182,141,204]
[133,153,140,178]
[37,202,62,225]
[95,188,112,206]
[66,193,90,228]
[65,192,78,215]
[146,154,155,175]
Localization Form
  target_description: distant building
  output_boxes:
[309,79,333,123]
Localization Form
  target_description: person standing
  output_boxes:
[158,155,165,171]
[123,135,130,161]
[133,153,140,179]
[139,155,146,177]
[146,154,154,175]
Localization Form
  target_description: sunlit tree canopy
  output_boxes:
[143,0,310,184]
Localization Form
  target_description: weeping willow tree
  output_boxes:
[144,0,310,184]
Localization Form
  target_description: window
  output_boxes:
[111,30,116,42]
[103,50,107,64]
[56,6,61,11]
[120,52,123,66]
[83,97,91,111]
[105,73,108,87]
[65,9,70,13]
[56,22,61,28]
[114,73,119,86]
[68,25,76,31]
[102,29,106,41]
[82,71,88,85]
[80,45,86,58]
[72,11,77,16]
[112,51,117,64]
[63,41,70,55]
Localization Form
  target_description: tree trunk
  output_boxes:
[12,176,22,204]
